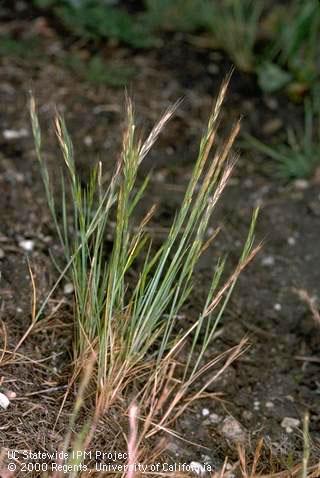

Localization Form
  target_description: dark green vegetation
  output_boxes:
[30,0,319,99]
[30,82,259,404]
[1,0,308,180]
[245,99,320,179]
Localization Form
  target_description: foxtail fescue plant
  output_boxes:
[30,79,260,419]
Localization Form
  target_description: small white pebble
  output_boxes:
[0,392,10,410]
[243,178,253,188]
[261,255,275,267]
[220,417,246,443]
[190,461,206,475]
[5,390,16,399]
[154,171,166,183]
[254,400,260,410]
[266,401,274,409]
[209,412,221,424]
[19,239,34,252]
[16,307,23,313]
[202,408,210,417]
[274,303,282,311]
[287,237,296,246]
[242,410,253,420]
[64,283,74,295]
[281,417,300,433]
[293,179,309,190]
[3,128,28,140]
[15,172,24,183]
[84,135,93,146]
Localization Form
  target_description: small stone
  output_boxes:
[154,171,166,183]
[264,98,278,110]
[190,461,206,475]
[287,237,296,246]
[3,128,28,140]
[261,255,275,267]
[242,410,253,421]
[254,400,260,410]
[14,172,24,183]
[208,63,219,75]
[220,416,246,443]
[244,178,253,188]
[274,303,282,311]
[84,135,93,146]
[209,413,221,424]
[266,401,274,409]
[0,392,10,410]
[281,417,300,433]
[202,408,210,417]
[64,283,74,295]
[293,179,309,190]
[19,239,34,252]
[207,227,215,237]
[0,248,4,259]
[5,390,16,399]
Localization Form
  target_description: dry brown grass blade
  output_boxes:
[58,353,97,457]
[165,244,260,365]
[124,403,138,478]
[238,438,264,478]
[138,99,182,163]
[293,288,320,327]
[0,320,8,366]
[204,243,262,317]
[204,73,233,156]
[164,339,249,428]
[251,438,264,477]
[140,339,248,441]
[26,257,37,323]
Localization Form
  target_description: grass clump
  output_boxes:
[30,80,259,424]
[245,99,320,180]
[33,0,158,48]
[203,0,263,73]
[257,0,320,97]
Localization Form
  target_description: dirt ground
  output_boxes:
[0,2,319,476]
